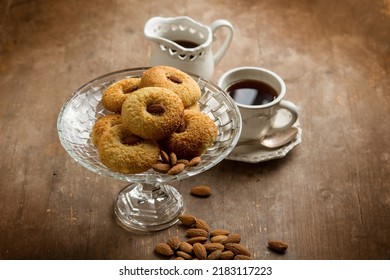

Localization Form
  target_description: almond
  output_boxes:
[234,255,254,260]
[194,218,210,232]
[210,229,230,237]
[176,118,186,133]
[176,250,192,260]
[203,243,224,252]
[167,163,185,175]
[220,250,235,260]
[178,214,196,227]
[167,75,183,84]
[190,185,212,197]
[179,242,193,254]
[123,85,138,94]
[186,236,208,244]
[188,156,201,166]
[160,150,170,164]
[155,242,174,256]
[152,162,171,173]
[221,233,241,244]
[210,235,228,243]
[224,243,251,257]
[147,103,166,114]
[193,243,207,260]
[207,249,222,260]
[176,159,189,165]
[185,228,208,238]
[170,152,177,165]
[167,236,181,250]
[268,240,288,253]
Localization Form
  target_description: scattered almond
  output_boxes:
[186,236,208,244]
[185,228,208,238]
[210,235,228,243]
[193,243,207,260]
[190,185,212,197]
[179,242,193,254]
[169,152,177,165]
[155,242,174,256]
[167,163,185,175]
[160,150,170,164]
[268,240,288,253]
[207,249,222,260]
[188,156,201,166]
[210,229,230,237]
[152,162,171,173]
[203,243,224,252]
[195,218,210,232]
[176,159,189,165]
[176,250,192,260]
[154,214,254,260]
[224,243,251,257]
[167,237,181,250]
[221,233,241,244]
[178,214,196,227]
[154,152,202,175]
[220,250,235,260]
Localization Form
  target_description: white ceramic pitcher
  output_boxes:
[144,16,233,80]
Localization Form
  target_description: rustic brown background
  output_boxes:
[0,0,389,259]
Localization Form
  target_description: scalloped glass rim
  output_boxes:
[57,67,242,183]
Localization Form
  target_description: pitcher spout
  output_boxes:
[144,16,212,51]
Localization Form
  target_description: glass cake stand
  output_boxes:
[57,67,242,232]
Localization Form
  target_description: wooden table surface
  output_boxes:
[1,0,389,260]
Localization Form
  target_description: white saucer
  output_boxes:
[226,120,302,163]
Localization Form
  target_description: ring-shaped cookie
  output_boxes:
[159,110,218,160]
[102,78,141,113]
[97,125,160,174]
[121,87,184,140]
[91,114,122,147]
[139,66,201,108]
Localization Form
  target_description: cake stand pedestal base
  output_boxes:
[114,182,185,232]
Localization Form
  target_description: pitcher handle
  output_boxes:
[210,19,234,66]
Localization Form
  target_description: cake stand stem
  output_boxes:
[114,182,185,232]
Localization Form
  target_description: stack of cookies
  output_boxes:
[91,66,218,174]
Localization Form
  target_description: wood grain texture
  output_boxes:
[0,0,389,260]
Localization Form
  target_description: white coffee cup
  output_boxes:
[218,67,298,141]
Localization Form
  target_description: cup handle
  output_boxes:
[210,19,234,66]
[271,100,299,132]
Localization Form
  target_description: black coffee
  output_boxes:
[173,40,199,48]
[226,79,278,105]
